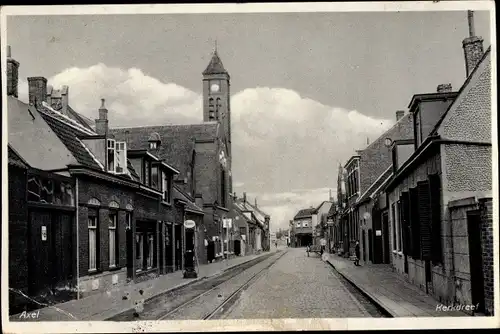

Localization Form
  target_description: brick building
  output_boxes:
[111,49,234,264]
[384,16,493,315]
[292,208,315,247]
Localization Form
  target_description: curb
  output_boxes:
[326,258,395,318]
[102,250,279,320]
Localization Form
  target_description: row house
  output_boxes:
[6,47,205,313]
[232,193,271,255]
[311,200,333,246]
[291,208,314,247]
[384,35,493,316]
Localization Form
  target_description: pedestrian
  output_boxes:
[354,240,360,266]
[306,244,310,257]
[275,241,278,248]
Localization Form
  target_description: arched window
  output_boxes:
[209,98,215,121]
[88,197,101,206]
[216,98,222,120]
[109,201,119,209]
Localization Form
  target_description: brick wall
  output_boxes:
[8,166,29,309]
[444,144,492,193]
[479,198,494,315]
[195,150,218,205]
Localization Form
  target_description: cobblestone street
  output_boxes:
[222,248,377,319]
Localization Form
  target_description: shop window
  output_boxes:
[136,233,144,272]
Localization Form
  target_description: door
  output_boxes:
[28,210,54,295]
[368,229,373,263]
[234,240,241,256]
[467,211,485,313]
[362,230,366,261]
[53,213,73,285]
[126,228,133,278]
[175,224,182,270]
[382,212,390,264]
[165,224,173,272]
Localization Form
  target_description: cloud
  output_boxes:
[18,64,394,230]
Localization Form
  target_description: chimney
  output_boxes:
[61,85,69,114]
[243,192,247,203]
[28,76,48,107]
[95,98,109,135]
[255,197,257,207]
[396,110,405,121]
[436,83,453,93]
[233,192,237,200]
[6,45,20,98]
[463,10,484,77]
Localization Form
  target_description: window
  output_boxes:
[109,213,118,267]
[397,200,403,251]
[147,233,154,269]
[209,98,215,121]
[391,203,397,251]
[216,98,222,120]
[107,139,115,172]
[115,141,127,174]
[149,142,157,150]
[88,215,98,271]
[220,168,226,207]
[303,221,309,227]
[126,211,132,230]
[144,160,150,186]
[27,174,74,206]
[151,166,159,190]
[162,172,171,203]
[296,222,301,228]
[346,160,359,197]
[135,233,144,272]
[409,188,421,259]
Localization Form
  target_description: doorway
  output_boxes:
[467,210,485,313]
[175,224,183,271]
[234,240,241,256]
[362,230,366,262]
[165,224,173,272]
[382,212,390,264]
[28,210,74,295]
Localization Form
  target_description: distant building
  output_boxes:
[292,208,315,247]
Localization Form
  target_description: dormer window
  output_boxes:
[107,139,127,174]
[151,165,159,190]
[148,132,161,151]
[162,171,172,203]
[149,142,157,150]
[107,139,115,172]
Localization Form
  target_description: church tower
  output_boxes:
[202,47,231,158]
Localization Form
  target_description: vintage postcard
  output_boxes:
[1,1,498,332]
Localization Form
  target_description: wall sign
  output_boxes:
[184,220,196,229]
[41,226,47,241]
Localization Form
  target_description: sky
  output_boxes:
[6,9,492,231]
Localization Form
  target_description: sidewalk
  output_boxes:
[10,248,283,322]
[324,253,467,317]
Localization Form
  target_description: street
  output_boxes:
[219,247,384,319]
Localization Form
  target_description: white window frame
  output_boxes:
[109,213,117,268]
[107,139,116,173]
[88,216,98,271]
[136,232,144,272]
[115,141,127,174]
[162,171,171,203]
[396,200,402,252]
[149,141,157,150]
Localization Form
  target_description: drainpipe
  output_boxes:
[448,202,457,305]
[75,176,80,300]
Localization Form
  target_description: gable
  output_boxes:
[437,50,491,143]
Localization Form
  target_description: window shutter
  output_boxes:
[409,187,420,259]
[401,192,411,255]
[429,174,442,264]
[417,181,431,260]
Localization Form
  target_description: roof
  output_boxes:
[67,105,95,131]
[407,91,459,112]
[294,208,315,220]
[315,200,333,213]
[203,50,228,75]
[358,112,413,196]
[7,96,78,171]
[38,104,103,170]
[173,185,204,215]
[110,123,219,179]
[8,145,28,169]
[356,166,392,206]
[233,198,267,228]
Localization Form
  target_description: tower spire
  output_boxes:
[215,39,218,53]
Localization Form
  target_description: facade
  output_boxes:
[6,47,210,312]
[384,32,492,316]
[292,208,314,247]
[311,201,333,246]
